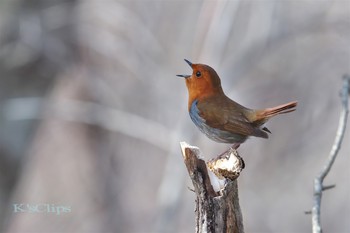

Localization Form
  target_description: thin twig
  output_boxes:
[311,75,350,233]
[322,184,336,191]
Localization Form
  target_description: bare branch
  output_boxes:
[312,75,350,233]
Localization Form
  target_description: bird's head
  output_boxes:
[177,59,223,101]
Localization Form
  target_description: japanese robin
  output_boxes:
[177,59,297,148]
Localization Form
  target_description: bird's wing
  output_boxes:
[197,96,267,138]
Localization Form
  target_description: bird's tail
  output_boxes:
[254,101,297,124]
[258,101,297,119]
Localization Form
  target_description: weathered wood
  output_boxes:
[180,142,244,233]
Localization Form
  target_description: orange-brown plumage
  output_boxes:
[184,63,224,110]
[177,59,297,146]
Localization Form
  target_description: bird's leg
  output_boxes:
[216,143,241,159]
[230,143,241,150]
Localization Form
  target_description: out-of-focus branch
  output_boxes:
[2,98,176,151]
[311,75,350,233]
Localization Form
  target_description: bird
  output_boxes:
[177,59,297,149]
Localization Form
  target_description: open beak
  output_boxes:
[184,59,192,67]
[176,74,190,78]
[176,59,193,78]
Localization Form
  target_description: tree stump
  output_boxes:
[180,142,244,233]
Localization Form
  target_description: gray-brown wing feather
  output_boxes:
[197,95,268,138]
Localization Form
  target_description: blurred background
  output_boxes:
[0,0,349,232]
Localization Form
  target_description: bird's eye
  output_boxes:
[196,71,201,77]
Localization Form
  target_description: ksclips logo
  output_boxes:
[12,203,71,215]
